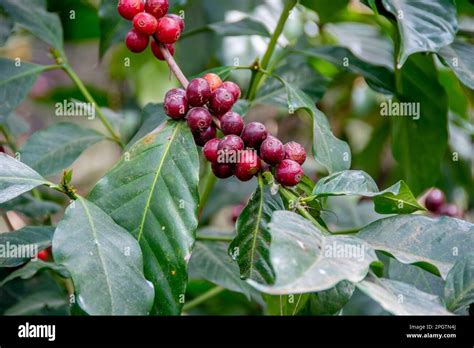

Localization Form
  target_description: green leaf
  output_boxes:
[126,103,168,150]
[0,226,54,267]
[284,84,351,173]
[381,0,457,67]
[392,54,449,194]
[0,260,69,286]
[356,275,451,315]
[189,241,252,298]
[0,9,13,45]
[300,0,349,23]
[444,255,474,314]
[0,193,61,218]
[325,22,394,70]
[185,17,270,38]
[89,120,199,315]
[0,153,49,204]
[300,47,395,94]
[438,40,474,90]
[0,0,63,51]
[312,170,423,214]
[357,215,474,278]
[298,281,355,315]
[248,211,379,294]
[0,272,69,315]
[20,123,105,177]
[0,59,47,119]
[264,293,311,316]
[98,0,129,58]
[229,179,284,284]
[52,197,154,315]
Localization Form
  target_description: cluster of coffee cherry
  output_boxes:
[424,188,464,218]
[118,0,183,60]
[163,73,306,186]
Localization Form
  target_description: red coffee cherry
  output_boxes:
[437,203,463,218]
[151,40,174,60]
[187,107,212,132]
[156,16,182,44]
[217,135,244,162]
[260,136,284,165]
[203,73,223,92]
[212,162,235,179]
[145,0,169,19]
[203,138,221,163]
[241,122,268,149]
[275,159,303,187]
[133,12,158,35]
[222,81,241,101]
[164,88,188,119]
[235,150,261,182]
[186,78,212,107]
[220,111,244,136]
[166,14,185,31]
[118,0,145,21]
[37,248,51,261]
[125,28,149,53]
[283,141,306,165]
[425,188,445,212]
[193,125,216,146]
[210,87,235,115]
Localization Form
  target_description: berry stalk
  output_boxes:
[153,35,189,88]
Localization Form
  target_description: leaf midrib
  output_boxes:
[248,178,265,279]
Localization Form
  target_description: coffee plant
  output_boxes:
[0,0,473,316]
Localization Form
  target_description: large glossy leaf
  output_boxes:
[299,281,356,315]
[444,255,474,314]
[20,123,105,177]
[284,84,351,173]
[300,0,349,23]
[380,0,457,67]
[229,180,284,284]
[300,47,395,94]
[98,0,129,58]
[0,226,54,267]
[0,153,49,204]
[125,103,167,150]
[312,170,424,214]
[189,241,252,298]
[438,40,474,90]
[0,0,63,51]
[248,211,379,294]
[392,54,448,195]
[357,215,474,278]
[0,59,47,119]
[356,275,452,315]
[52,197,154,315]
[89,120,199,315]
[0,260,69,286]
[325,22,394,70]
[0,192,61,218]
[264,293,311,316]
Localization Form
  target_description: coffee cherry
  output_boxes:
[437,204,463,218]
[275,159,303,187]
[425,188,445,212]
[133,12,158,35]
[222,81,241,101]
[193,125,216,146]
[260,136,284,165]
[284,141,306,165]
[220,111,244,136]
[203,138,221,163]
[231,203,245,223]
[156,16,182,44]
[186,78,212,107]
[212,162,234,179]
[145,0,169,19]
[210,87,235,115]
[187,107,212,132]
[203,73,223,92]
[164,88,188,119]
[151,40,174,60]
[235,150,261,181]
[241,122,267,149]
[118,0,145,21]
[217,135,244,162]
[125,29,149,53]
[166,14,185,31]
[37,248,51,261]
